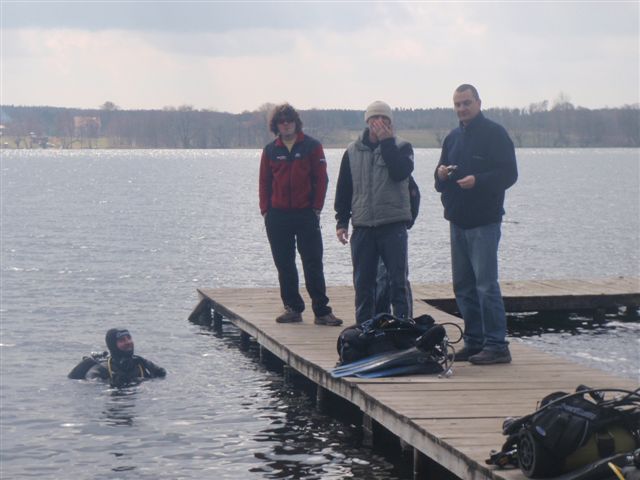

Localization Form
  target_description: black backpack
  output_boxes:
[336,313,436,365]
[487,386,640,478]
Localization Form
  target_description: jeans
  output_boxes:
[450,222,508,352]
[351,222,410,323]
[375,257,413,318]
[265,208,331,316]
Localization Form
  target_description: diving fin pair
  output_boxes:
[331,347,424,378]
[331,324,447,379]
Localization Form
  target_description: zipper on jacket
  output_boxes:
[288,144,294,210]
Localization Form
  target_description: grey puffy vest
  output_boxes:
[347,135,412,227]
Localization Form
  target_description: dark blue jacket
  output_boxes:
[434,112,517,228]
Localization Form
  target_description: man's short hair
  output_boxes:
[455,84,480,101]
[268,104,303,136]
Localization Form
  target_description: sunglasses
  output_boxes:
[277,117,294,124]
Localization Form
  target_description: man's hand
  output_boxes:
[436,165,450,181]
[369,118,393,141]
[336,228,349,245]
[457,175,476,189]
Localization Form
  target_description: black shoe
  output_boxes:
[450,346,482,361]
[275,307,302,323]
[469,348,512,365]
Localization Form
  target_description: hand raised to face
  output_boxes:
[368,116,393,141]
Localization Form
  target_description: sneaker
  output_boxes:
[469,348,512,365]
[450,346,482,361]
[275,307,302,324]
[314,312,343,326]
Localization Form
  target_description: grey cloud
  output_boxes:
[2,1,405,33]
[470,3,638,37]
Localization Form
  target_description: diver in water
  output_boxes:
[68,328,166,387]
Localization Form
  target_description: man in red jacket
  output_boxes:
[259,104,342,326]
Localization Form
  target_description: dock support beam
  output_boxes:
[213,310,223,333]
[362,413,374,447]
[188,298,212,326]
[316,385,327,412]
[624,304,638,318]
[283,365,293,383]
[413,447,428,480]
[239,331,251,350]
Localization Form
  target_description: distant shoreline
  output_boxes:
[2,104,638,149]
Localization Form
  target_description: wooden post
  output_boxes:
[362,413,374,447]
[239,331,251,350]
[283,364,292,383]
[188,299,212,326]
[213,310,223,333]
[413,447,428,480]
[316,385,326,412]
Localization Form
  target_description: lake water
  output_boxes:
[1,148,639,479]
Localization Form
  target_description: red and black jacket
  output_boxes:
[259,132,328,215]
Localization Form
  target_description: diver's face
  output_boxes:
[116,334,134,353]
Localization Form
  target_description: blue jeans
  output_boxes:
[351,222,410,323]
[450,222,509,352]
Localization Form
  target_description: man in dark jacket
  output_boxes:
[70,328,166,387]
[435,84,518,365]
[259,103,342,326]
[335,101,414,324]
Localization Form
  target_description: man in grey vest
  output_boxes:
[335,101,414,324]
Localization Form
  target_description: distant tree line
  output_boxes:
[1,99,638,149]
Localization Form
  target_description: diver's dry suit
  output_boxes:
[69,328,166,387]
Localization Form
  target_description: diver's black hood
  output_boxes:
[105,328,134,358]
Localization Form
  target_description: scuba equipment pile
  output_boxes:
[486,386,640,478]
[331,313,462,378]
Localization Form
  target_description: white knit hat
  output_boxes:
[364,100,393,123]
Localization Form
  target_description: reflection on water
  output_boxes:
[509,309,640,380]
[103,388,138,427]
[220,327,411,480]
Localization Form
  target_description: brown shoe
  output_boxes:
[276,307,302,323]
[314,312,343,326]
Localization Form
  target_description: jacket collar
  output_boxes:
[356,128,380,151]
[460,111,485,132]
[275,131,304,147]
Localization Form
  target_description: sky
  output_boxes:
[1,1,638,113]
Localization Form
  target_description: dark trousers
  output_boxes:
[350,222,410,323]
[265,208,331,316]
[375,257,413,318]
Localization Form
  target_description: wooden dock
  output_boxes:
[413,276,640,314]
[189,279,639,480]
